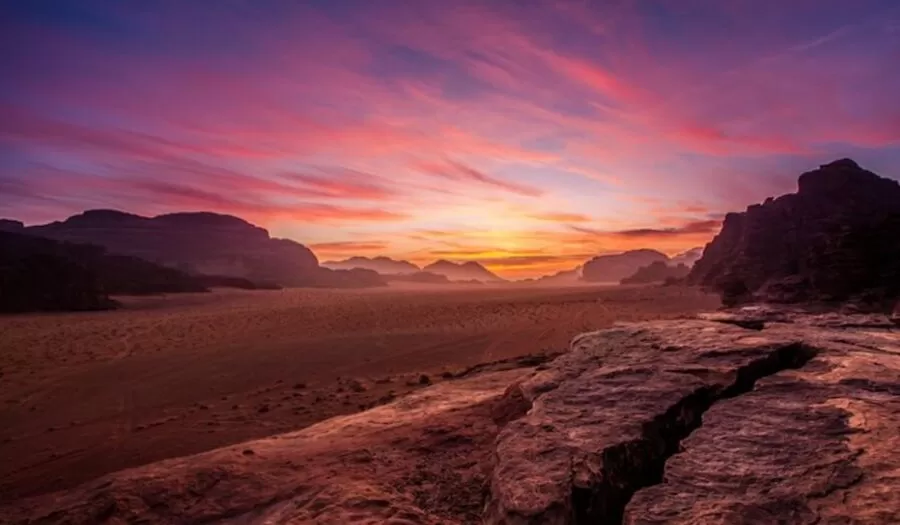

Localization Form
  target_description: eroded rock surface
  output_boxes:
[1,368,533,525]
[4,310,900,524]
[488,311,900,524]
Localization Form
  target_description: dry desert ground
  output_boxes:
[0,283,719,502]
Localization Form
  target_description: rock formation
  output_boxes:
[322,256,421,275]
[4,309,899,523]
[689,159,900,307]
[0,219,24,232]
[581,249,669,282]
[422,260,505,282]
[0,231,207,313]
[6,210,386,289]
[620,261,690,285]
[23,210,320,286]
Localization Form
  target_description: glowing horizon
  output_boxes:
[2,1,899,278]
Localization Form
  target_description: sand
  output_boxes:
[0,284,719,502]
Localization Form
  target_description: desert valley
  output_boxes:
[2,159,900,524]
[4,1,900,523]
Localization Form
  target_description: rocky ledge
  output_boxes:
[3,310,899,524]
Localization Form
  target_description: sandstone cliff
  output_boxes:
[689,159,900,306]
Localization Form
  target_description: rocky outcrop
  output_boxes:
[0,219,24,233]
[0,231,207,313]
[582,249,669,283]
[423,260,505,282]
[620,261,690,285]
[487,310,900,524]
[689,159,900,307]
[322,256,421,275]
[21,210,323,286]
[4,309,899,524]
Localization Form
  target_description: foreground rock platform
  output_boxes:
[3,309,899,524]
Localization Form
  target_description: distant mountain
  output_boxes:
[9,209,384,289]
[422,260,505,282]
[383,271,451,284]
[581,249,669,283]
[0,231,209,313]
[322,256,420,275]
[532,266,583,285]
[670,247,704,267]
[620,261,691,285]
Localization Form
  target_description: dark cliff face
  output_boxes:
[582,249,669,283]
[0,231,208,313]
[688,159,900,306]
[24,210,321,286]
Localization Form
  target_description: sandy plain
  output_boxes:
[0,283,719,502]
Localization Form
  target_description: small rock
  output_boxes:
[293,382,306,390]
[418,374,432,386]
[242,449,254,456]
[257,405,270,414]
[347,379,367,393]
[440,371,454,379]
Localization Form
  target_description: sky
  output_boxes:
[2,0,900,278]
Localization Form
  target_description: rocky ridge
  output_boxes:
[5,210,387,289]
[4,308,899,524]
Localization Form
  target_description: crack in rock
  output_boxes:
[572,343,818,525]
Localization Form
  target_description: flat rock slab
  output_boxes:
[4,310,900,525]
[488,313,900,525]
[1,368,533,525]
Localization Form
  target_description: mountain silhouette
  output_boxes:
[581,249,669,283]
[422,260,504,282]
[8,209,384,288]
[0,231,209,313]
[322,256,420,275]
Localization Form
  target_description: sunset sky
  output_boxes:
[2,1,900,278]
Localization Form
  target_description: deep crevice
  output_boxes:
[570,343,818,525]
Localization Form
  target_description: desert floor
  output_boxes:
[0,284,719,502]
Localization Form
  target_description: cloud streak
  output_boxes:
[2,0,899,277]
